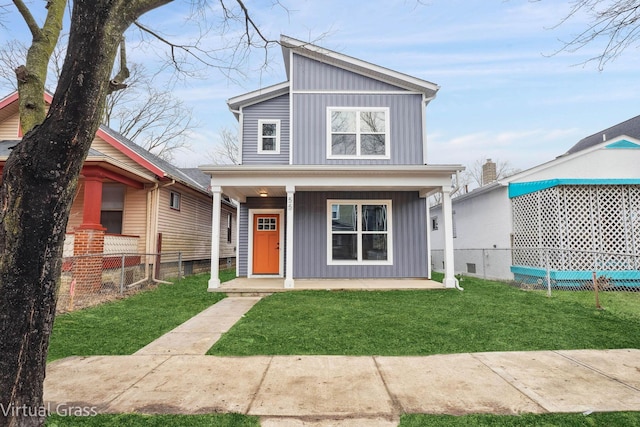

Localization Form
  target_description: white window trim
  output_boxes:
[326,107,390,160]
[326,199,393,266]
[257,119,281,154]
[169,191,181,211]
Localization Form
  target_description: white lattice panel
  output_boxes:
[104,235,139,254]
[512,184,640,271]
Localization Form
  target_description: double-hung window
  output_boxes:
[328,107,389,158]
[327,200,392,265]
[257,119,280,154]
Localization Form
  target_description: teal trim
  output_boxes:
[509,178,640,198]
[511,265,640,287]
[606,139,640,149]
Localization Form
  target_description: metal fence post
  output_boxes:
[120,254,125,296]
[178,252,182,280]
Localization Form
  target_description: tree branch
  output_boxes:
[12,0,40,39]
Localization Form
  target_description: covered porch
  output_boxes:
[201,164,463,290]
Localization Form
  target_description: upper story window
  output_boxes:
[258,119,280,154]
[170,191,181,211]
[327,107,389,159]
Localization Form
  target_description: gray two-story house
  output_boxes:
[201,35,463,289]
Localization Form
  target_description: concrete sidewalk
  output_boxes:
[44,297,640,426]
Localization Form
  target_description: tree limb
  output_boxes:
[12,0,41,39]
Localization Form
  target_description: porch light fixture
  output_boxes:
[259,191,268,197]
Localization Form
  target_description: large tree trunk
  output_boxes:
[0,1,170,426]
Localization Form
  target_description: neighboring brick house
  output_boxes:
[0,91,236,281]
[201,35,463,289]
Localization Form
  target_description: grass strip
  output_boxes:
[399,411,640,426]
[45,413,259,427]
[48,272,230,361]
[209,275,640,356]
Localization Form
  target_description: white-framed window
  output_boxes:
[257,119,280,154]
[327,199,392,265]
[327,107,389,159]
[227,212,233,243]
[170,191,181,211]
[431,216,438,231]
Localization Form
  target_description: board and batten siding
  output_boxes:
[293,93,424,165]
[237,197,286,276]
[242,94,290,165]
[292,54,405,92]
[157,186,212,261]
[293,191,428,278]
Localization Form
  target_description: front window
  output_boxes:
[327,200,392,265]
[328,108,389,158]
[101,183,125,234]
[258,119,280,154]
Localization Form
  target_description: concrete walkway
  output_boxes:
[44,297,640,426]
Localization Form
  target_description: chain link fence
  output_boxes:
[57,252,209,313]
[431,248,640,296]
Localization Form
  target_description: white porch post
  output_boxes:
[441,187,460,289]
[208,186,222,290]
[426,198,432,280]
[284,185,295,288]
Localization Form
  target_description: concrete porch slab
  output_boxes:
[217,278,446,295]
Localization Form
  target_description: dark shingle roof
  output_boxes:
[98,126,210,194]
[567,114,640,154]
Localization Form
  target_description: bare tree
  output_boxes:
[0,1,280,425]
[209,126,240,164]
[546,0,640,69]
[104,67,197,161]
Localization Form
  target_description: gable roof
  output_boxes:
[566,114,640,154]
[280,35,440,96]
[227,35,440,112]
[0,91,210,196]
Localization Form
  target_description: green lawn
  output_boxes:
[45,413,259,427]
[399,412,640,426]
[48,272,228,361]
[209,274,640,356]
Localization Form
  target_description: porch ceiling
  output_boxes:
[200,164,464,202]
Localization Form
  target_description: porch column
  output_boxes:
[426,198,432,279]
[441,187,460,289]
[208,186,222,290]
[284,185,295,288]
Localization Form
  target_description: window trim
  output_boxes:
[170,191,181,211]
[226,212,233,244]
[257,119,281,154]
[326,107,390,159]
[326,199,393,266]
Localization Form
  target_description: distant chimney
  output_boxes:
[482,158,497,186]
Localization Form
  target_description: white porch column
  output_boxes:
[441,187,460,289]
[426,198,432,280]
[284,185,295,288]
[208,186,222,290]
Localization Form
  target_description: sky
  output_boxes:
[2,0,639,173]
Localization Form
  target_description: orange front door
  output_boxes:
[253,214,280,274]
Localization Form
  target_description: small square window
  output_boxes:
[258,120,280,154]
[170,191,181,210]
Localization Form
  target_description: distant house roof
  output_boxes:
[566,114,640,154]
